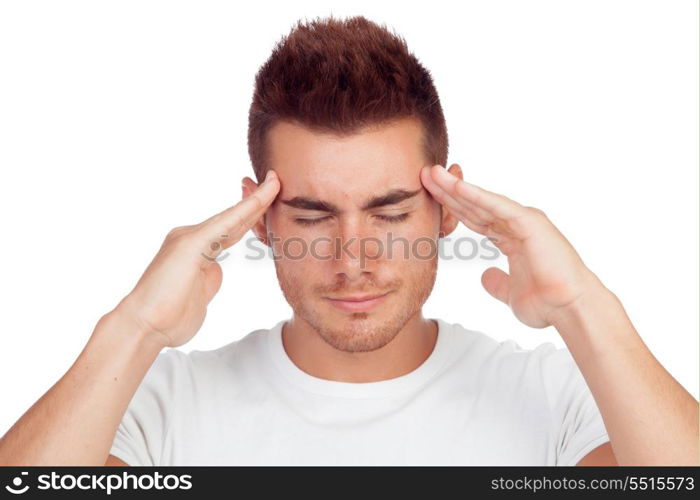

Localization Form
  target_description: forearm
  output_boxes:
[0,306,163,465]
[550,285,699,465]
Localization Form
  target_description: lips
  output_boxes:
[325,291,392,313]
[328,293,387,302]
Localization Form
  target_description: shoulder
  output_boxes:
[146,321,281,381]
[438,318,577,394]
[442,318,562,368]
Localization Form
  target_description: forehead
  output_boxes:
[267,117,429,201]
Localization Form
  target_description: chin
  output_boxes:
[319,325,398,353]
[307,303,413,353]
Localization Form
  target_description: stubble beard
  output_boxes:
[275,259,438,353]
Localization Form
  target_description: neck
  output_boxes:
[281,311,438,383]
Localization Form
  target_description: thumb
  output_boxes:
[202,262,224,303]
[481,267,510,305]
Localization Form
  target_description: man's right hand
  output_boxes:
[0,170,279,466]
[115,170,280,349]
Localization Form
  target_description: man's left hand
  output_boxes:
[420,163,605,329]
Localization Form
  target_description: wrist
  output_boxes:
[97,303,168,356]
[74,306,166,392]
[549,284,614,327]
[110,294,173,349]
[549,282,639,354]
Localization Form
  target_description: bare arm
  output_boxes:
[0,305,161,465]
[420,164,699,465]
[0,171,280,466]
[106,454,129,466]
[550,286,699,466]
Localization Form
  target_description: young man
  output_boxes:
[0,15,697,466]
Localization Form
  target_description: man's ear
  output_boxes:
[438,163,463,239]
[241,176,269,246]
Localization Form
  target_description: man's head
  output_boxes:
[244,16,460,353]
[247,15,448,183]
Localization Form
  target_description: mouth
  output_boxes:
[324,291,393,313]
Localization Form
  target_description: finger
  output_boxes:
[200,170,280,246]
[430,165,523,221]
[201,260,224,301]
[481,267,510,305]
[456,208,491,235]
[202,170,278,226]
[420,166,492,226]
[421,166,494,225]
[428,187,492,236]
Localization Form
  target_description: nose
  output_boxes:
[331,218,383,281]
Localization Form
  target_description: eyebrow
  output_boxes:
[280,188,422,213]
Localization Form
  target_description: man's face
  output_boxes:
[262,117,445,353]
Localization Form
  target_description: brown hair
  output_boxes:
[247,15,449,182]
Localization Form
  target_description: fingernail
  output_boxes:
[264,170,275,183]
[435,165,450,177]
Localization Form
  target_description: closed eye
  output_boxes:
[294,216,332,226]
[375,213,410,223]
[294,213,410,226]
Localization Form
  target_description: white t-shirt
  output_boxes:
[109,318,610,466]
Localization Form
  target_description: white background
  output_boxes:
[0,0,697,435]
